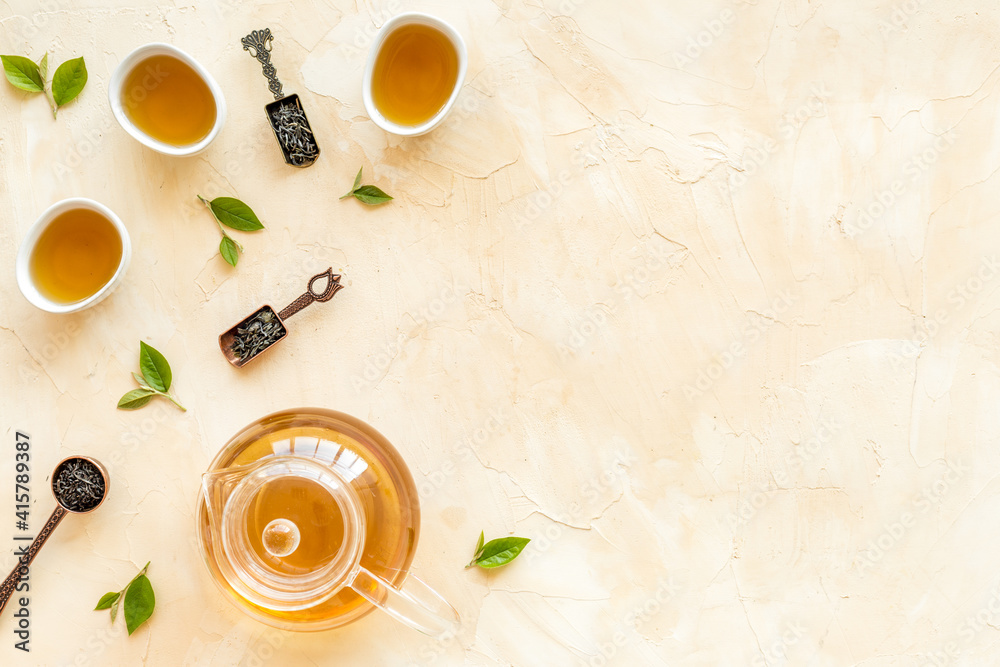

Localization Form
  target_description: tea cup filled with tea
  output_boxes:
[363,13,467,136]
[109,43,226,156]
[15,198,131,314]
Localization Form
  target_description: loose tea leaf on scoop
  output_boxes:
[230,307,287,362]
[53,458,106,512]
[270,100,318,166]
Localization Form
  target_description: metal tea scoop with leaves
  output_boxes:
[219,268,344,367]
[0,456,109,618]
[241,28,320,167]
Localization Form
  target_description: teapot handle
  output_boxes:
[349,566,460,638]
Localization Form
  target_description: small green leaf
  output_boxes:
[209,197,264,231]
[37,53,48,81]
[132,372,151,389]
[1,55,44,93]
[123,574,155,636]
[110,596,121,623]
[117,388,155,410]
[341,168,393,204]
[352,185,393,206]
[139,341,171,392]
[474,531,485,559]
[340,167,363,199]
[470,537,530,569]
[52,56,88,107]
[95,591,120,611]
[220,236,240,267]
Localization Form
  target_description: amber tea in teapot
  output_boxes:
[245,475,347,575]
[198,408,459,635]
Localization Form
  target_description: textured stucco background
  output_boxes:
[3,0,1000,665]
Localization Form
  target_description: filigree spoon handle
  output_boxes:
[242,28,283,100]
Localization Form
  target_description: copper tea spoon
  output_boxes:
[0,456,109,616]
[219,268,344,368]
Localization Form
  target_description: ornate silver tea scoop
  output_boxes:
[242,28,320,167]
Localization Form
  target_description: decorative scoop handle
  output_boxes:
[242,28,283,100]
[278,268,343,320]
[0,506,67,615]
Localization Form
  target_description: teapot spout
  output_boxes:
[201,464,258,529]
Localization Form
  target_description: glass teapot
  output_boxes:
[197,408,459,636]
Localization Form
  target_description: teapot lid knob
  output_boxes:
[263,518,301,557]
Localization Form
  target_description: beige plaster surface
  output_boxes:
[3,0,1000,665]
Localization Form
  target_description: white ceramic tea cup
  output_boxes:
[15,198,132,314]
[362,12,468,137]
[109,43,226,156]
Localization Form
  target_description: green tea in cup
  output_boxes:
[30,207,123,304]
[121,54,217,146]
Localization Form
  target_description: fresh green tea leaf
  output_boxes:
[352,185,393,206]
[95,591,120,611]
[117,388,155,410]
[1,55,44,92]
[197,195,260,268]
[468,536,530,569]
[52,56,87,107]
[123,574,155,636]
[220,236,240,267]
[37,53,48,80]
[96,562,154,636]
[139,341,172,392]
[340,167,394,205]
[209,197,264,231]
[339,166,363,199]
[119,345,184,411]
[474,531,485,560]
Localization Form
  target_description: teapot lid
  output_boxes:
[206,456,366,611]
